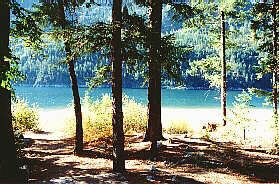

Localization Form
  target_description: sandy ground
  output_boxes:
[38,107,275,130]
[162,108,273,124]
[38,107,274,124]
[36,107,275,143]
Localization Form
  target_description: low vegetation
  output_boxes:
[199,92,279,152]
[163,118,193,135]
[65,94,147,141]
[64,93,279,152]
[66,94,198,142]
[12,98,39,155]
[12,98,39,132]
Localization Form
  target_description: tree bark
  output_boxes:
[0,0,19,180]
[67,52,83,154]
[221,11,227,126]
[112,0,125,172]
[57,0,83,154]
[144,0,165,158]
[272,0,278,116]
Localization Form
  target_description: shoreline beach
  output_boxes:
[38,107,274,130]
[35,106,278,148]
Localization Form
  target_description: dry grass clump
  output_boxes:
[122,96,147,134]
[163,118,193,135]
[65,94,147,141]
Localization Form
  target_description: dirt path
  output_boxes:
[23,128,279,184]
[20,110,279,183]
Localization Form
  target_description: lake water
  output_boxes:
[14,86,270,110]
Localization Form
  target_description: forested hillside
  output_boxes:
[13,1,271,89]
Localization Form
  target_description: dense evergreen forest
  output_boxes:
[12,1,271,89]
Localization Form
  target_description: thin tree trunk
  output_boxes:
[0,0,19,180]
[144,0,165,158]
[66,51,83,154]
[112,0,125,172]
[57,0,83,154]
[221,11,227,126]
[272,0,278,116]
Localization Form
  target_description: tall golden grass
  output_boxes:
[65,94,148,141]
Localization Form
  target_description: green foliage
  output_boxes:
[203,91,257,144]
[227,91,255,141]
[121,8,189,88]
[10,0,44,52]
[0,1,27,91]
[11,98,39,156]
[193,2,246,85]
[12,2,267,89]
[249,1,278,114]
[249,88,273,106]
[66,94,147,141]
[12,98,39,132]
[188,56,222,88]
[0,54,25,91]
[229,91,255,125]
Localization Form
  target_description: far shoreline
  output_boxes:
[38,106,272,113]
[14,83,273,92]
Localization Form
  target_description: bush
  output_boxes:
[203,92,278,148]
[220,91,256,143]
[163,119,193,135]
[12,99,39,132]
[66,94,147,141]
[123,96,147,134]
[12,98,39,156]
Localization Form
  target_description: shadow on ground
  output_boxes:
[21,133,279,183]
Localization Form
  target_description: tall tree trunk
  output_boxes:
[67,52,83,154]
[272,0,278,116]
[221,11,227,126]
[144,0,165,158]
[0,0,19,180]
[112,0,125,172]
[57,0,83,154]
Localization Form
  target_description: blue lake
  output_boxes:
[14,86,270,110]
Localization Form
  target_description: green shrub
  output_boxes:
[12,98,39,156]
[12,99,39,132]
[223,91,256,143]
[66,94,147,141]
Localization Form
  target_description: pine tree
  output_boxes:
[250,1,279,116]
[112,0,125,171]
[172,0,247,126]
[142,0,166,158]
[272,0,278,115]
[57,0,83,154]
[221,10,227,126]
[0,0,19,180]
[35,0,84,154]
[121,2,188,155]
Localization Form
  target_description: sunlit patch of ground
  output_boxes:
[38,107,277,147]
[162,108,277,148]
